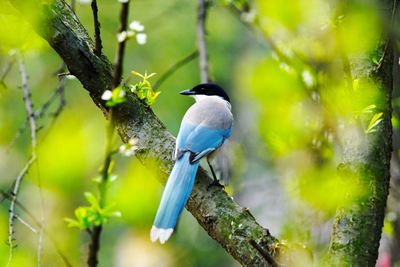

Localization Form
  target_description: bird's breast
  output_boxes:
[182,97,233,129]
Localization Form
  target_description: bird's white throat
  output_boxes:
[191,95,231,109]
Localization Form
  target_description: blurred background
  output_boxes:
[0,0,399,266]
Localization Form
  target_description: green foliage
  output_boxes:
[130,70,160,106]
[65,191,121,229]
[65,160,121,229]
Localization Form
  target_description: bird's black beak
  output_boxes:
[179,89,194,95]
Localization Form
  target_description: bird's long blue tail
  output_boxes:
[150,153,199,244]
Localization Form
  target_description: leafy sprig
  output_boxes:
[130,70,160,106]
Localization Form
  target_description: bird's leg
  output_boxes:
[207,159,224,190]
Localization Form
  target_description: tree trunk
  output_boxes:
[328,1,395,265]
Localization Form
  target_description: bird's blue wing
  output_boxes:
[176,123,197,150]
[176,122,232,162]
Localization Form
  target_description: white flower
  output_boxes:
[119,138,139,157]
[117,31,127,43]
[117,31,134,42]
[118,0,129,3]
[301,70,314,88]
[65,75,76,80]
[101,90,113,100]
[117,31,128,43]
[129,20,144,32]
[136,33,147,45]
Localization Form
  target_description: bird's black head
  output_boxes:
[180,83,230,102]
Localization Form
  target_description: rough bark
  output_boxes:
[327,1,395,265]
[9,0,279,265]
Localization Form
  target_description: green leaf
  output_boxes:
[130,70,159,106]
[366,112,383,133]
[131,70,145,78]
[361,104,376,114]
[64,218,82,228]
[84,192,98,207]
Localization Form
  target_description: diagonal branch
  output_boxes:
[9,0,279,265]
[153,50,199,91]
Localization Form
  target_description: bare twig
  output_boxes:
[7,156,36,267]
[197,0,210,83]
[91,0,102,56]
[14,214,38,233]
[18,52,37,152]
[52,65,67,118]
[12,51,44,267]
[153,50,199,90]
[113,0,130,87]
[0,53,16,88]
[87,226,102,267]
[1,190,74,267]
[7,64,67,151]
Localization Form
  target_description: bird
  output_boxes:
[150,83,233,244]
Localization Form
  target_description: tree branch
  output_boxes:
[197,0,210,83]
[9,0,279,265]
[87,1,130,265]
[153,50,199,91]
[90,0,102,56]
[113,0,130,88]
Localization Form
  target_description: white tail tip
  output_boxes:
[150,226,174,244]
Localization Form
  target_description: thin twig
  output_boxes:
[18,52,37,152]
[1,190,74,267]
[91,0,102,56]
[87,226,102,267]
[7,156,36,267]
[14,214,38,233]
[52,66,67,118]
[197,0,210,83]
[87,114,114,267]
[17,51,46,267]
[7,65,67,151]
[0,54,16,88]
[11,51,43,267]
[36,162,45,267]
[153,50,199,90]
[113,0,130,87]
